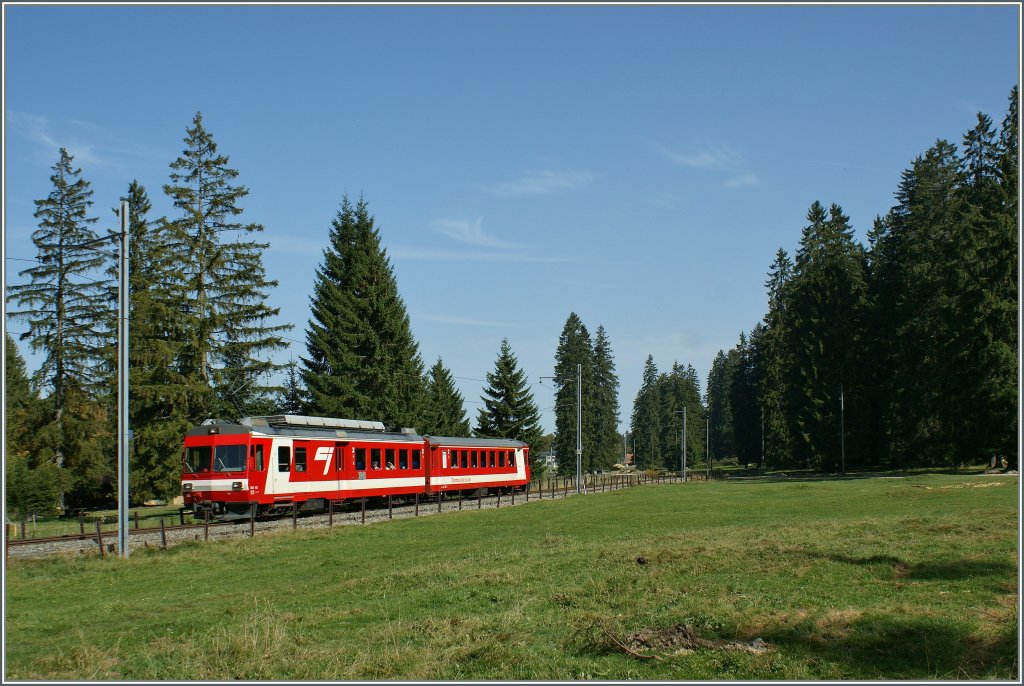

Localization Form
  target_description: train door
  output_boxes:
[293,440,312,502]
[268,438,295,503]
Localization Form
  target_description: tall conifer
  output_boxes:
[301,195,425,428]
[475,338,542,445]
[163,112,290,423]
[423,357,471,436]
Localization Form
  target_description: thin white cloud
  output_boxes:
[7,110,169,168]
[654,143,744,170]
[724,174,759,188]
[492,169,596,195]
[414,312,519,328]
[435,218,517,249]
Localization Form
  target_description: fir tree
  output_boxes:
[706,349,735,461]
[163,112,290,423]
[553,313,595,475]
[112,181,194,501]
[422,357,471,436]
[275,360,307,415]
[6,148,114,509]
[591,325,621,471]
[475,338,542,446]
[630,355,661,468]
[301,195,425,428]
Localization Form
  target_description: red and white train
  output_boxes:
[182,414,530,519]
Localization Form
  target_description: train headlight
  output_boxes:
[232,482,243,491]
[182,483,193,492]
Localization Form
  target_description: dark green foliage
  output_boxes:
[553,313,595,475]
[163,112,290,423]
[114,181,193,502]
[630,355,661,468]
[656,362,705,472]
[6,149,114,509]
[422,357,471,436]
[276,360,307,415]
[728,87,1017,471]
[706,349,736,461]
[475,338,542,446]
[591,325,621,471]
[4,334,64,517]
[301,195,425,429]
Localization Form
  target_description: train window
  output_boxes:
[412,449,421,470]
[295,447,307,472]
[213,445,246,472]
[509,451,516,467]
[371,448,382,470]
[255,445,265,472]
[385,448,396,470]
[489,451,496,468]
[449,450,457,468]
[499,451,505,468]
[278,446,291,472]
[461,450,468,469]
[355,447,366,471]
[184,446,211,473]
[471,451,478,468]
[335,443,346,471]
[399,449,409,470]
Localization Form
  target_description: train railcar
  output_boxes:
[181,414,530,520]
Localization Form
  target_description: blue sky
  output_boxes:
[4,3,1019,435]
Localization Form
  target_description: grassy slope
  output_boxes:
[4,474,1018,680]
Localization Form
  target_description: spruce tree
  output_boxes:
[591,325,621,471]
[784,201,868,470]
[110,181,194,501]
[630,355,661,468]
[553,313,595,475]
[7,148,114,509]
[706,349,735,461]
[163,112,290,423]
[422,357,471,436]
[276,360,307,415]
[301,194,425,428]
[475,338,542,446]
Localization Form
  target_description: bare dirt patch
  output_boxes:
[608,623,771,660]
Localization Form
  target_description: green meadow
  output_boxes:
[4,473,1018,680]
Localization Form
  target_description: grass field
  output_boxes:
[4,473,1018,680]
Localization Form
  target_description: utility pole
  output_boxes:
[117,199,130,559]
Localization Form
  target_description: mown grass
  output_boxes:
[4,473,1018,680]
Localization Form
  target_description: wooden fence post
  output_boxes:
[96,520,105,558]
[79,512,85,537]
[362,498,367,524]
[496,490,501,508]
[250,504,257,537]
[204,509,210,542]
[160,518,167,549]
[292,502,298,529]
[388,495,393,520]
[511,487,515,506]
[438,492,443,513]
[328,500,334,527]
[458,493,463,510]
[415,493,419,517]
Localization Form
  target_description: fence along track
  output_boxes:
[6,472,687,559]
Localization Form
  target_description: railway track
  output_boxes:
[7,477,650,559]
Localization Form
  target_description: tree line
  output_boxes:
[706,87,1018,473]
[5,113,569,515]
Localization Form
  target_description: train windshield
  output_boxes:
[214,445,247,472]
[184,446,212,473]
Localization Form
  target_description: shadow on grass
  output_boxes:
[758,612,1018,679]
[793,550,1016,591]
[723,467,1002,484]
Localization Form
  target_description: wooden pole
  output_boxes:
[204,509,210,542]
[328,500,334,527]
[361,498,366,524]
[388,495,393,520]
[250,504,256,537]
[160,517,167,549]
[96,520,105,558]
